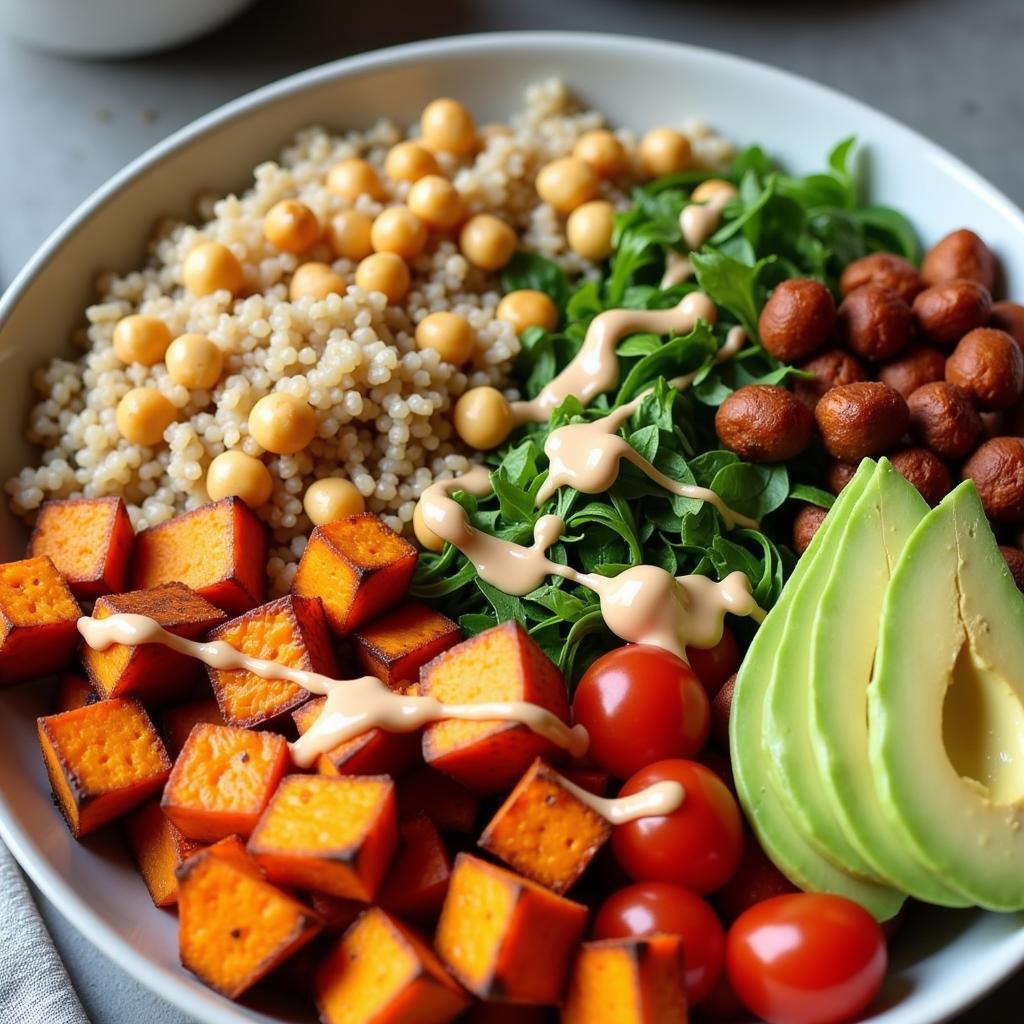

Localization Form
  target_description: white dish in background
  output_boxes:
[0,31,1022,1024]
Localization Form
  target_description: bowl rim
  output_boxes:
[1,29,1023,1024]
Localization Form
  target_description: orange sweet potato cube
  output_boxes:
[28,497,134,599]
[0,555,81,684]
[53,672,97,713]
[562,935,689,1024]
[177,837,322,999]
[395,766,479,833]
[162,723,290,842]
[315,907,470,1024]
[38,698,171,837]
[131,497,267,615]
[479,758,611,894]
[435,853,589,1005]
[292,514,417,635]
[208,595,336,729]
[161,696,225,758]
[379,813,451,922]
[248,774,398,901]
[125,799,203,907]
[352,601,460,689]
[421,622,571,792]
[82,582,227,704]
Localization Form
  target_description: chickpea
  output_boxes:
[945,327,1024,411]
[1000,545,1024,591]
[206,450,273,508]
[407,175,465,231]
[837,284,913,362]
[303,477,365,526]
[572,129,628,179]
[327,209,374,262]
[165,333,224,390]
[990,301,1024,349]
[263,199,321,253]
[420,98,477,156]
[639,127,692,178]
[116,387,176,446]
[758,279,836,362]
[714,385,814,463]
[826,460,858,495]
[326,158,384,201]
[370,206,428,260]
[839,252,923,305]
[355,252,410,303]
[247,392,318,455]
[691,179,739,205]
[793,504,828,555]
[922,229,997,291]
[889,448,954,506]
[415,311,475,365]
[566,200,615,262]
[183,241,244,297]
[814,382,909,461]
[963,437,1024,522]
[496,290,558,335]
[458,214,517,271]
[413,500,444,552]
[112,315,172,366]
[907,382,983,460]
[912,279,993,348]
[384,140,440,183]
[453,386,514,450]
[877,343,947,400]
[535,157,600,215]
[792,349,867,410]
[289,262,347,301]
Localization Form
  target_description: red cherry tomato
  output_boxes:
[572,645,709,779]
[593,882,725,1004]
[612,759,743,894]
[726,894,887,1024]
[714,834,798,922]
[687,625,740,697]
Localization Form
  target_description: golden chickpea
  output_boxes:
[407,175,465,231]
[289,262,347,301]
[182,241,244,297]
[355,252,411,303]
[164,333,224,391]
[459,214,517,272]
[371,206,428,259]
[384,140,439,183]
[420,98,477,156]
[573,129,628,179]
[326,158,384,201]
[639,127,693,178]
[566,200,615,262]
[415,311,475,365]
[263,199,321,253]
[692,178,739,204]
[248,392,318,455]
[453,386,514,450]
[495,290,558,335]
[535,157,600,215]
[327,210,374,261]
[206,450,273,507]
[413,500,444,552]
[116,388,176,446]
[303,477,365,526]
[112,315,172,366]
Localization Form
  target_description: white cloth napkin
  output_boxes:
[0,841,90,1024]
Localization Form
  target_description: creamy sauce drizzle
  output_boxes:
[659,188,732,288]
[561,774,685,823]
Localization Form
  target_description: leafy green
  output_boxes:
[501,252,571,311]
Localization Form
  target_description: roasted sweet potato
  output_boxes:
[125,799,202,907]
[28,497,134,599]
[248,774,398,901]
[82,582,226,704]
[421,622,571,792]
[379,813,451,922]
[292,514,417,635]
[315,907,470,1024]
[53,672,96,713]
[435,853,589,1004]
[162,723,290,841]
[38,697,171,837]
[352,601,460,688]
[161,696,225,758]
[395,765,479,833]
[131,497,267,615]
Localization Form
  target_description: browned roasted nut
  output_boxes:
[836,284,913,361]
[792,349,868,409]
[998,545,1024,591]
[990,301,1024,349]
[825,460,858,495]
[877,343,947,399]
[814,382,909,461]
[793,504,828,554]
[888,447,953,506]
[907,382,983,460]
[714,385,815,463]
[839,252,924,305]
[962,437,1024,521]
[945,328,1024,411]
[758,279,836,362]
[912,280,993,348]
[921,229,997,292]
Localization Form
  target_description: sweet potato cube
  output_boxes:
[131,497,267,615]
[353,601,460,688]
[38,698,170,837]
[208,595,336,729]
[315,907,469,1024]
[162,723,289,842]
[395,766,479,833]
[161,696,225,758]
[435,853,589,1005]
[562,935,689,1024]
[82,582,227,704]
[28,497,134,599]
[248,774,398,901]
[177,838,322,999]
[292,514,417,635]
[125,799,202,907]
[421,622,571,792]
[0,555,81,684]
[379,813,451,922]
[54,673,97,713]
[479,758,611,894]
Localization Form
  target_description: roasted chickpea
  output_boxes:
[415,311,475,365]
[165,333,224,390]
[420,98,477,156]
[496,289,558,335]
[814,381,909,461]
[945,327,1024,411]
[714,385,815,463]
[370,206,428,259]
[326,158,384,201]
[691,178,739,206]
[535,157,600,215]
[888,447,953,506]
[413,500,444,552]
[247,392,317,455]
[793,504,828,555]
[639,127,692,177]
[289,262,347,301]
[303,477,365,526]
[327,209,374,261]
[407,175,465,231]
[999,545,1024,591]
[921,228,997,291]
[837,284,913,361]
[355,252,410,303]
[792,349,868,409]
[116,387,176,446]
[990,301,1024,349]
[839,252,924,304]
[112,315,172,366]
[459,214,517,271]
[573,129,628,179]
[907,381,983,460]
[826,460,858,495]
[758,279,836,362]
[877,343,947,399]
[263,199,321,253]
[912,279,993,348]
[183,241,244,297]
[206,450,273,507]
[384,140,439,183]
[566,199,615,261]
[453,386,514,450]
[963,437,1024,521]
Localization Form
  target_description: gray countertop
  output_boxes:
[3,0,1023,1021]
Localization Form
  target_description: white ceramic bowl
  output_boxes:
[0,32,1022,1024]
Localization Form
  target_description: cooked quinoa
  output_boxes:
[7,80,732,595]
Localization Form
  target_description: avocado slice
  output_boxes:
[731,460,905,921]
[869,481,1024,911]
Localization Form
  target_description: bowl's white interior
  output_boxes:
[0,32,1022,1024]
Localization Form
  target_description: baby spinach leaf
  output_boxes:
[789,483,836,509]
[501,252,571,311]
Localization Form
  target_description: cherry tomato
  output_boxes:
[714,834,798,922]
[593,882,725,1004]
[612,759,743,894]
[572,645,709,779]
[726,894,887,1024]
[687,625,740,697]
